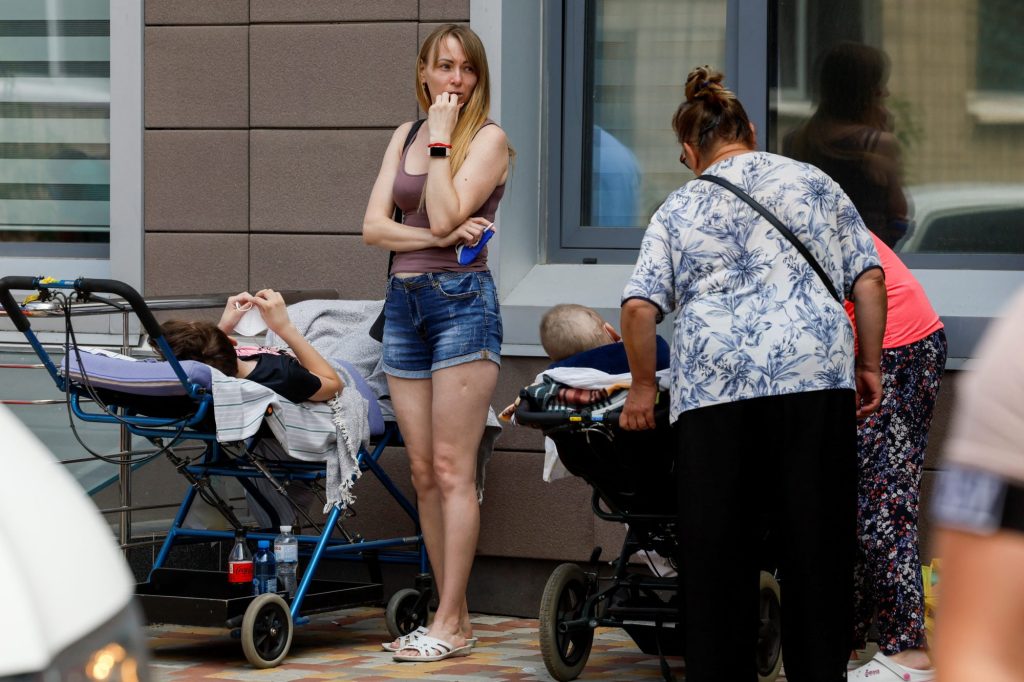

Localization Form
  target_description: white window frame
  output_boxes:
[479,0,1024,363]
[0,0,141,342]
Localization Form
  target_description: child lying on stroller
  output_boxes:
[540,303,669,374]
[512,304,782,682]
[152,289,346,529]
[154,289,341,404]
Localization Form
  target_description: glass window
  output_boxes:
[0,0,110,259]
[771,0,1024,265]
[977,0,1024,94]
[554,0,727,260]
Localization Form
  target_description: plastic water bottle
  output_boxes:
[253,540,278,595]
[227,530,253,593]
[273,525,299,599]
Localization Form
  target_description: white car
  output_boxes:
[0,404,149,681]
[899,183,1024,254]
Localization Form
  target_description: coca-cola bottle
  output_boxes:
[227,530,253,594]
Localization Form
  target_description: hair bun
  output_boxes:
[685,65,726,104]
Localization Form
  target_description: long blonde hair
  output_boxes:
[416,24,503,177]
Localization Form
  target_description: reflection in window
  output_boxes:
[772,0,1024,257]
[581,0,725,228]
[977,0,1024,94]
[0,0,110,258]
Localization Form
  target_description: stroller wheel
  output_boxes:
[241,593,293,668]
[386,587,428,639]
[539,563,595,682]
[757,570,783,682]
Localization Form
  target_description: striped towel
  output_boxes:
[210,366,365,510]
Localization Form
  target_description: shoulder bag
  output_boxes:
[698,173,842,303]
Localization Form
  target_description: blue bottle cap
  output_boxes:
[258,540,270,548]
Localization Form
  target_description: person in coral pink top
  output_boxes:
[846,233,946,681]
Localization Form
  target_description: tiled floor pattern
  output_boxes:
[148,607,688,681]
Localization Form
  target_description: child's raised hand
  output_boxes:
[218,291,255,333]
[252,289,291,334]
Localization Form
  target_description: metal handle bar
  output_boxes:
[0,276,164,341]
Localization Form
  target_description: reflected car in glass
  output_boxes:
[898,183,1024,254]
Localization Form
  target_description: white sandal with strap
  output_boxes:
[380,625,428,652]
[392,634,472,662]
[848,652,935,681]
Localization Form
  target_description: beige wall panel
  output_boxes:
[145,26,249,128]
[145,0,248,25]
[145,130,248,233]
[493,355,548,453]
[919,470,939,562]
[327,448,418,540]
[145,233,249,296]
[419,0,470,22]
[418,21,467,49]
[250,0,416,22]
[593,516,629,562]
[250,23,418,128]
[249,234,388,298]
[924,369,957,471]
[250,129,390,234]
[476,450,598,560]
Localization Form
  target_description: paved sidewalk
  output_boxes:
[148,606,685,681]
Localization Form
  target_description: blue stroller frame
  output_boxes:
[0,276,434,668]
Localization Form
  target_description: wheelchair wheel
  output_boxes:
[385,587,428,639]
[241,593,292,668]
[539,563,595,682]
[757,570,783,682]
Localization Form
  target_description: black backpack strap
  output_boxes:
[371,119,427,342]
[386,118,427,273]
[698,174,842,303]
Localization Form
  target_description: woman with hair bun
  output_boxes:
[618,65,888,682]
[785,42,909,248]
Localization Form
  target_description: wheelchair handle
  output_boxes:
[74,278,164,340]
[0,276,43,332]
[0,276,164,340]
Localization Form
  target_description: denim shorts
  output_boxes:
[382,271,502,379]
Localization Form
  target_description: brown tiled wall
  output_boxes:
[139,1,956,617]
[139,0,630,603]
[143,0,468,301]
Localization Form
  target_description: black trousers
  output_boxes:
[675,389,857,682]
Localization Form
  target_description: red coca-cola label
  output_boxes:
[228,560,254,583]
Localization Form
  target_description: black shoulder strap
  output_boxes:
[386,118,427,272]
[698,174,842,303]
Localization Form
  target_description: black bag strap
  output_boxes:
[698,174,842,303]
[385,118,427,273]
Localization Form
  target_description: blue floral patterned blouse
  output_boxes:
[622,151,881,421]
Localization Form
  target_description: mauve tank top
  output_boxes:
[391,122,506,274]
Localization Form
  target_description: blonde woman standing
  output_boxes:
[362,24,511,662]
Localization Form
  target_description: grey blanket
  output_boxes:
[266,298,501,500]
[267,299,388,406]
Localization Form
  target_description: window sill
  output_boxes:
[497,264,1024,364]
[499,262,679,353]
[968,91,1024,125]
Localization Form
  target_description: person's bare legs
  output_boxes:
[398,359,497,656]
[385,375,444,648]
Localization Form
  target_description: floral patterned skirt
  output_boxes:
[852,328,947,654]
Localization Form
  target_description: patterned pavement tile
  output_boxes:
[147,607,690,681]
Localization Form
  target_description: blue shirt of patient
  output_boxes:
[548,336,670,374]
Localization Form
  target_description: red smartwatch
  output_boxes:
[428,142,451,158]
